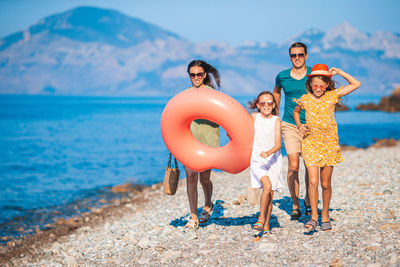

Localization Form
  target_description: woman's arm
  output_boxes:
[260,118,282,158]
[330,67,361,97]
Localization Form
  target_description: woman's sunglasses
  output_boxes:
[189,72,205,78]
[259,101,274,107]
[290,53,305,58]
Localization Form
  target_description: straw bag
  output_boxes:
[163,153,180,195]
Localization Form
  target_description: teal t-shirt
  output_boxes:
[275,67,311,125]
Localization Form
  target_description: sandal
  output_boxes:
[290,208,302,219]
[262,229,271,235]
[304,219,318,232]
[199,204,213,224]
[252,221,264,231]
[320,221,332,231]
[185,219,199,229]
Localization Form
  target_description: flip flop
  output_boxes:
[320,221,332,231]
[262,229,271,235]
[199,203,213,224]
[185,219,199,229]
[304,219,318,232]
[252,221,264,231]
[291,208,302,219]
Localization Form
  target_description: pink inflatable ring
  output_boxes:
[161,88,254,174]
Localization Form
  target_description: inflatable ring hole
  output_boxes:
[190,118,227,148]
[220,127,231,147]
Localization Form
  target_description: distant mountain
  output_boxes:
[0,6,399,96]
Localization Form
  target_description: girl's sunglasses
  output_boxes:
[189,72,205,78]
[290,53,305,58]
[311,84,327,90]
[259,101,274,107]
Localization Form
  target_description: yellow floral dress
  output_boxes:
[293,88,343,167]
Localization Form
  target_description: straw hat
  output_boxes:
[307,64,332,78]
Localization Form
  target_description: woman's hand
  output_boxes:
[297,124,309,135]
[260,151,269,158]
[329,67,342,76]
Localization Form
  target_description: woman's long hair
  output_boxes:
[187,60,221,90]
[247,91,278,115]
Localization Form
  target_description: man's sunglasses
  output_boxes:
[189,72,205,78]
[290,53,305,58]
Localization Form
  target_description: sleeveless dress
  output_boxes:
[250,114,283,191]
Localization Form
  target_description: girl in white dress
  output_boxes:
[248,91,283,237]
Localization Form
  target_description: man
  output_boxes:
[273,42,311,219]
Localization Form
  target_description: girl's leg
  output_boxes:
[304,165,310,207]
[185,167,199,220]
[320,166,333,222]
[199,169,213,209]
[264,190,274,231]
[259,176,272,226]
[307,166,320,223]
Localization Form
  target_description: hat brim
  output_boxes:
[307,69,332,78]
[307,73,332,78]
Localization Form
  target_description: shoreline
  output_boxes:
[1,139,400,265]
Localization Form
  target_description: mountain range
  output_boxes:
[1,6,399,96]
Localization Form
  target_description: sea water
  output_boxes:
[0,94,399,238]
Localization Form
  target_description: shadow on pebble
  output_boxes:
[274,196,340,225]
[170,200,281,229]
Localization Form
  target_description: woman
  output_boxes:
[184,59,221,229]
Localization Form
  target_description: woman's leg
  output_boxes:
[307,166,320,223]
[185,167,199,220]
[320,166,333,222]
[259,176,272,226]
[199,169,213,209]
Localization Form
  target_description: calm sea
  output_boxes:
[1,94,400,238]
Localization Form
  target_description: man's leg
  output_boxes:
[287,152,300,212]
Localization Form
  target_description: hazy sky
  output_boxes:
[1,0,399,45]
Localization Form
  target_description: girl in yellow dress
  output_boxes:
[293,64,361,231]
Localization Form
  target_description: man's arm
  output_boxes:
[273,85,282,112]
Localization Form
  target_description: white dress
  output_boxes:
[250,113,283,191]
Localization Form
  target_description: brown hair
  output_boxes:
[289,42,308,55]
[247,91,278,115]
[305,75,335,93]
[306,76,346,110]
[187,60,221,90]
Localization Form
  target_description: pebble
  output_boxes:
[8,145,400,266]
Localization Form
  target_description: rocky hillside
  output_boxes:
[0,7,399,96]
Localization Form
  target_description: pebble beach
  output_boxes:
[3,143,400,266]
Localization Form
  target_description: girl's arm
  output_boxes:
[251,112,257,120]
[260,118,281,158]
[330,67,361,97]
[293,105,308,135]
